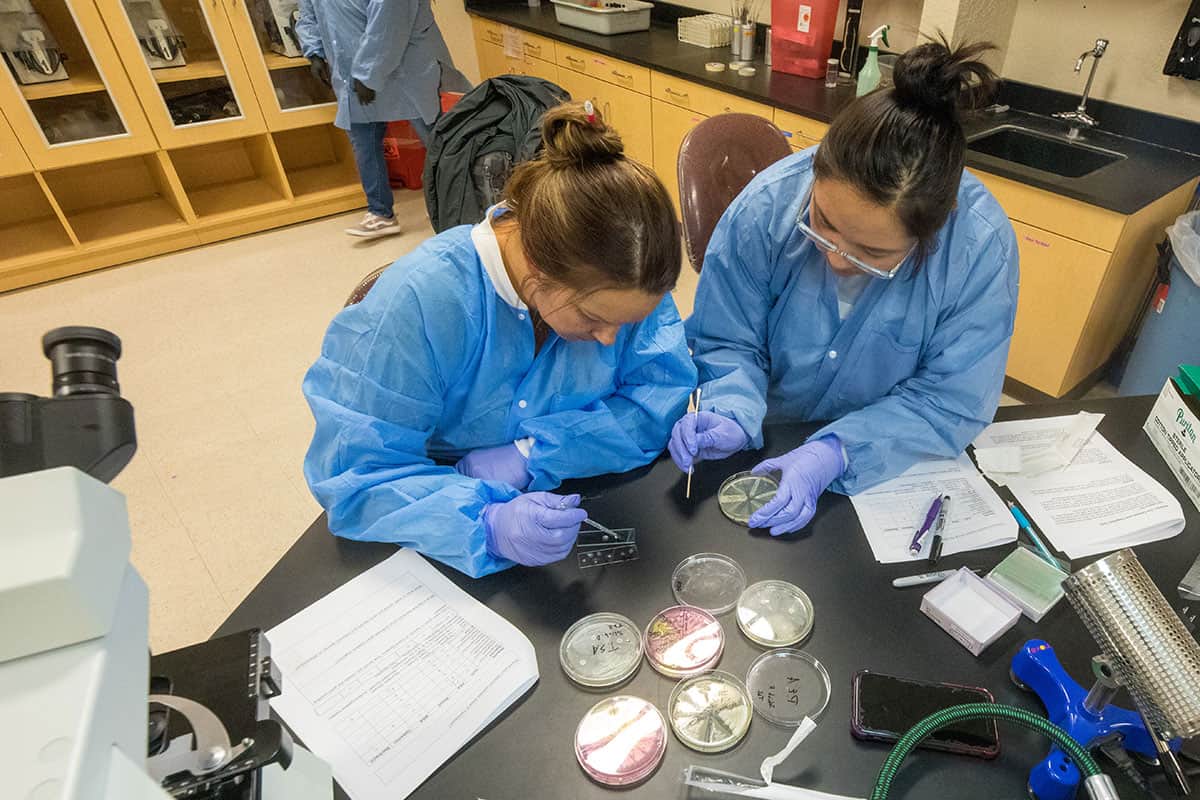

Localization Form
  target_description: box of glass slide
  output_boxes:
[1144,376,1200,514]
[921,567,1021,656]
[986,546,1067,622]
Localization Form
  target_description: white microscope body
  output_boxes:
[1,466,170,800]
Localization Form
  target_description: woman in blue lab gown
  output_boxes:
[304,103,696,576]
[669,40,1019,535]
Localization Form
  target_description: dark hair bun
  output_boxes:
[540,101,625,169]
[892,37,999,117]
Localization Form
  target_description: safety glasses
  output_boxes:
[795,193,915,280]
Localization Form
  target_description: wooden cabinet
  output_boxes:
[774,108,829,144]
[0,111,32,177]
[0,0,157,169]
[1005,221,1111,394]
[650,73,771,119]
[975,170,1200,397]
[650,99,704,213]
[224,0,338,132]
[472,17,557,83]
[554,68,651,167]
[557,43,650,95]
[97,0,266,147]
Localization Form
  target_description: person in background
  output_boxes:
[669,39,1019,535]
[303,102,697,577]
[295,0,469,238]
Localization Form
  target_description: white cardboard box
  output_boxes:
[1144,378,1200,515]
[921,567,1021,656]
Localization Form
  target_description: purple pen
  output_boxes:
[908,494,944,555]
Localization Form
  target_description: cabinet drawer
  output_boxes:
[773,109,829,142]
[518,31,555,63]
[788,135,821,152]
[651,73,772,118]
[473,17,506,47]
[557,43,650,94]
[501,53,559,83]
[971,168,1124,251]
[471,18,555,63]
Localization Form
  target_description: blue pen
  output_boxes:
[1006,500,1060,569]
[908,494,944,555]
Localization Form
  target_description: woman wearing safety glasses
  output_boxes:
[669,38,1019,535]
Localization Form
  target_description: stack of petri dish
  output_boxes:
[643,605,725,678]
[574,695,668,786]
[559,612,644,689]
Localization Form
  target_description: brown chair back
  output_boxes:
[677,113,792,272]
[344,265,389,306]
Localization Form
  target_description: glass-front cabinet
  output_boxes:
[97,0,265,147]
[0,0,156,168]
[0,106,32,174]
[226,0,335,130]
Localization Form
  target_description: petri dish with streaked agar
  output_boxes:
[668,669,753,752]
[718,471,779,526]
[736,580,814,647]
[559,612,644,689]
[644,605,725,678]
[745,648,831,725]
[672,553,747,615]
[574,695,667,787]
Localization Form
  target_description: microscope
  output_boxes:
[1,327,311,800]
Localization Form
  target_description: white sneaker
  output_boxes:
[345,212,401,238]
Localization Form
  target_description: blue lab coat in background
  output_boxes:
[687,149,1019,494]
[294,0,469,129]
[302,220,697,577]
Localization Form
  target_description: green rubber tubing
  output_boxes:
[870,703,1103,800]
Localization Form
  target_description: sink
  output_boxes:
[968,126,1126,178]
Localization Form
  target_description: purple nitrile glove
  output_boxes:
[746,436,846,536]
[455,443,532,490]
[483,492,587,566]
[668,410,750,472]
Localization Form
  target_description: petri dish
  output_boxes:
[718,471,779,526]
[644,605,725,678]
[745,649,831,725]
[668,670,753,752]
[560,612,644,689]
[736,580,814,647]
[575,695,667,787]
[672,553,747,615]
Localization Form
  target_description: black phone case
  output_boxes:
[850,670,1001,760]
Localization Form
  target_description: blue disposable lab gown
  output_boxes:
[687,149,1019,494]
[294,0,469,129]
[303,222,697,577]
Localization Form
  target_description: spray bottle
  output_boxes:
[855,24,889,97]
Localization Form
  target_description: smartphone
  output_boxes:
[851,670,1000,759]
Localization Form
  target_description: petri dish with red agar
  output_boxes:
[574,695,668,787]
[643,605,725,678]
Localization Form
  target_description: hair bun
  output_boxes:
[892,37,998,117]
[540,101,624,169]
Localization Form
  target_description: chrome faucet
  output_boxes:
[1054,38,1109,133]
